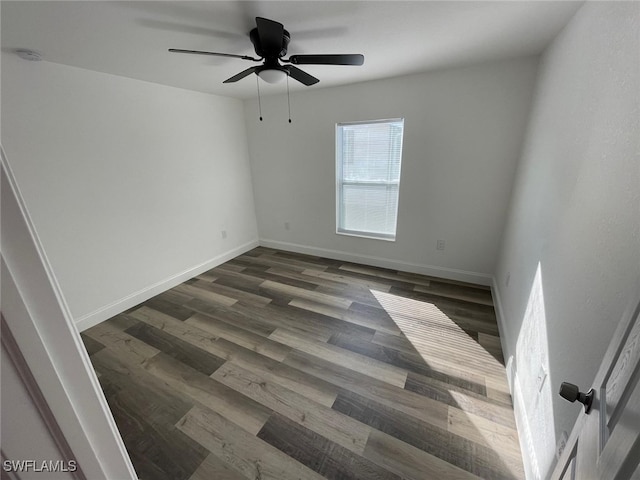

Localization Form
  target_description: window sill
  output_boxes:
[336,230,396,242]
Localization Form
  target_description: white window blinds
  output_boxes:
[336,119,404,240]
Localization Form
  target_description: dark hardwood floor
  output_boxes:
[81,247,524,479]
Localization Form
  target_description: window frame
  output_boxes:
[335,118,405,241]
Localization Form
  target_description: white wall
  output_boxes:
[245,57,538,284]
[1,54,258,329]
[494,3,640,478]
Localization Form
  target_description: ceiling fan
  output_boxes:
[169,17,364,86]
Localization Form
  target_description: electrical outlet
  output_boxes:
[221,230,227,239]
[436,239,445,251]
[284,222,290,231]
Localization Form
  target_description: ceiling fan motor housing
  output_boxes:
[250,27,290,59]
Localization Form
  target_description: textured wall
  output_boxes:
[246,58,538,283]
[2,55,258,325]
[494,3,640,478]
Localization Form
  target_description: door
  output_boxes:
[552,286,640,480]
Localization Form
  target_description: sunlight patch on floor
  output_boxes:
[370,288,523,477]
[370,289,503,368]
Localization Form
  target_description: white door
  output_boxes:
[552,287,640,480]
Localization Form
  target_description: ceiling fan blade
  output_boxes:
[169,49,259,61]
[223,66,259,83]
[255,17,284,55]
[287,54,364,66]
[285,66,319,86]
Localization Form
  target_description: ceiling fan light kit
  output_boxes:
[257,68,287,84]
[169,16,364,122]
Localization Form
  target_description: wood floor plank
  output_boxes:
[485,376,514,405]
[90,350,207,480]
[264,267,346,290]
[315,283,389,310]
[414,282,493,306]
[238,252,330,272]
[186,313,291,361]
[257,413,401,480]
[191,279,272,307]
[129,306,223,350]
[261,279,353,309]
[80,333,105,356]
[143,296,195,321]
[182,298,277,337]
[283,350,449,431]
[233,303,336,342]
[227,261,322,291]
[338,263,433,286]
[404,372,516,426]
[329,331,458,379]
[195,271,219,283]
[268,249,342,266]
[364,429,480,480]
[129,306,288,370]
[270,328,409,388]
[153,289,194,306]
[212,362,371,454]
[188,454,245,480]
[447,407,522,461]
[370,331,491,393]
[388,286,498,325]
[301,267,392,292]
[332,390,522,479]
[129,306,339,408]
[84,319,160,366]
[124,322,226,376]
[213,262,246,273]
[365,294,506,376]
[479,332,505,362]
[177,404,326,480]
[108,396,208,480]
[210,268,265,290]
[91,348,194,426]
[289,298,403,336]
[143,352,272,435]
[215,340,340,408]
[84,247,523,479]
[174,283,238,307]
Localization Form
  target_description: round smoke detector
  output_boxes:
[16,49,42,61]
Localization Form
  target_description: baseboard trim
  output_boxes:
[491,277,513,387]
[512,372,540,480]
[259,238,492,286]
[75,239,259,332]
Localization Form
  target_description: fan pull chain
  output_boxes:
[256,75,263,121]
[286,75,292,124]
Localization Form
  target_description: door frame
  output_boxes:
[1,148,137,479]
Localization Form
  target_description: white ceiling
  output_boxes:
[2,1,582,99]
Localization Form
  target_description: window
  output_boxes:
[336,119,404,240]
